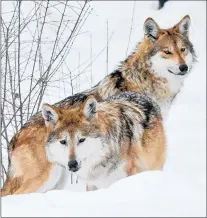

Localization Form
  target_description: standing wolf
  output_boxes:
[1,15,196,196]
[42,92,166,191]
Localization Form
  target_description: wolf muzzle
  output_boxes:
[168,64,188,76]
[68,159,79,172]
[178,64,188,75]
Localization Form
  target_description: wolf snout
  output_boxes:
[68,159,79,172]
[179,64,188,75]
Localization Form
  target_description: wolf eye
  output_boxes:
[60,139,67,145]
[181,48,185,52]
[164,50,172,55]
[79,138,86,143]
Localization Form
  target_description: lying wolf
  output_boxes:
[1,15,196,196]
[43,92,166,190]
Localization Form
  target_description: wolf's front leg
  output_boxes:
[1,176,23,196]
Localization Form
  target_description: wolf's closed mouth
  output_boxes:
[168,69,176,75]
[168,69,187,76]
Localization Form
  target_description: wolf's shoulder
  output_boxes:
[107,91,161,117]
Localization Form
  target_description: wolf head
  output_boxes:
[144,15,196,78]
[42,96,107,173]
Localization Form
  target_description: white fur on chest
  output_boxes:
[165,73,184,95]
[77,161,128,189]
[150,53,186,95]
[75,136,128,189]
[89,162,128,189]
[37,164,70,193]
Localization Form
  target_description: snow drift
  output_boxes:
[2,171,205,217]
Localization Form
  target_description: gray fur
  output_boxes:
[144,19,159,41]
[77,92,162,183]
[108,91,162,128]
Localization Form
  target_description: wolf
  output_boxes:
[43,92,166,190]
[1,15,196,196]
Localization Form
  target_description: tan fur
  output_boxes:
[1,123,54,196]
[43,97,166,189]
[122,117,165,176]
[2,15,192,196]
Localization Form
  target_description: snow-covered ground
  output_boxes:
[1,1,206,217]
[2,171,205,217]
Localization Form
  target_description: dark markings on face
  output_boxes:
[175,34,197,61]
[166,30,172,36]
[148,46,161,57]
[47,131,57,143]
[171,34,186,63]
[148,30,196,63]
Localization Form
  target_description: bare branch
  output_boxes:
[125,1,136,57]
[90,34,93,87]
[17,0,23,127]
[1,1,92,185]
[27,0,49,120]
[106,20,109,76]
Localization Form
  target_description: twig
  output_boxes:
[27,0,49,120]
[17,0,23,127]
[125,1,136,57]
[90,34,92,87]
[106,19,109,76]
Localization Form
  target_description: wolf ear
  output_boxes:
[144,17,160,42]
[42,104,59,127]
[174,15,191,37]
[82,95,98,121]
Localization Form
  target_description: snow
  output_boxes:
[2,171,205,217]
[1,0,206,217]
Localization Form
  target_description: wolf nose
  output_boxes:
[68,159,79,172]
[179,64,188,74]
